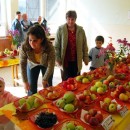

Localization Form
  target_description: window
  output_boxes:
[18,0,40,21]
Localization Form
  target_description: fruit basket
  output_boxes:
[53,119,88,130]
[60,78,78,91]
[39,87,63,101]
[77,107,108,128]
[29,108,61,130]
[99,97,123,114]
[76,90,98,106]
[14,96,43,112]
[55,91,79,114]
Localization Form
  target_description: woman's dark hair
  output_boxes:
[66,10,77,19]
[26,24,48,46]
[95,35,104,43]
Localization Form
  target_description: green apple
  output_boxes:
[83,90,90,96]
[97,87,104,94]
[95,81,103,88]
[75,125,84,130]
[64,104,75,112]
[26,96,35,107]
[56,98,66,109]
[75,75,83,82]
[90,94,97,100]
[90,86,97,92]
[18,98,26,106]
[102,84,107,91]
[20,102,31,111]
[108,103,117,113]
[104,97,111,105]
[33,98,42,108]
[82,77,90,84]
[66,122,75,130]
[63,91,75,103]
[109,82,115,88]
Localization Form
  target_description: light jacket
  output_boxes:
[55,23,89,73]
[19,42,55,82]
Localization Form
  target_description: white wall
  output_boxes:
[70,0,130,49]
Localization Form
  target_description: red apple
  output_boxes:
[95,113,103,123]
[66,84,75,90]
[79,94,86,101]
[117,85,126,93]
[62,81,69,88]
[88,109,97,116]
[84,113,92,123]
[67,78,75,84]
[89,117,99,126]
[103,80,109,85]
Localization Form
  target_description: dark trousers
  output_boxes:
[61,61,80,81]
[27,65,53,94]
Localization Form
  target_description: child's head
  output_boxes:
[0,77,5,95]
[95,36,104,48]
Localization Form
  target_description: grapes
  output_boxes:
[35,112,57,128]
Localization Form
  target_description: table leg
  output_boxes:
[15,65,19,86]
[11,65,15,86]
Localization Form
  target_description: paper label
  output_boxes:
[119,105,128,117]
[101,115,114,130]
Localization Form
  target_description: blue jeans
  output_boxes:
[27,65,53,95]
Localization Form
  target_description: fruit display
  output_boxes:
[77,90,98,105]
[90,81,108,95]
[35,112,57,128]
[54,119,87,130]
[14,96,43,112]
[60,121,85,130]
[56,91,78,113]
[82,108,103,126]
[75,74,93,84]
[100,97,122,113]
[111,85,130,102]
[62,78,78,91]
[39,87,62,100]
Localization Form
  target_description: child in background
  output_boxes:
[0,77,19,130]
[89,35,106,71]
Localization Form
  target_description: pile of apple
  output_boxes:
[90,81,108,95]
[16,96,42,112]
[111,85,130,102]
[39,87,61,100]
[62,121,84,130]
[83,108,103,126]
[100,97,120,113]
[87,66,108,79]
[75,73,93,84]
[124,81,130,91]
[56,91,78,113]
[62,78,78,91]
[78,90,97,105]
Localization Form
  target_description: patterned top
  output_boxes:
[0,91,18,108]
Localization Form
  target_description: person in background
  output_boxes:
[21,13,33,40]
[89,35,105,71]
[0,77,18,130]
[55,10,89,81]
[19,25,55,95]
[34,16,47,31]
[11,11,24,47]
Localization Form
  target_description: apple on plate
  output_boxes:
[108,103,117,113]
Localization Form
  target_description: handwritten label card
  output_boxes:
[101,115,114,130]
[119,105,128,117]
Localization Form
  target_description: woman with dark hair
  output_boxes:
[19,25,55,95]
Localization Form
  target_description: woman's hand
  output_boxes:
[42,80,49,88]
[24,82,30,93]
